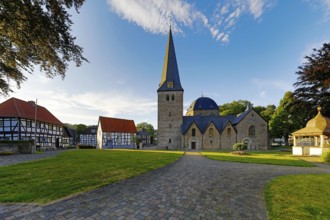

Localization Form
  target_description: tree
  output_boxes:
[293,43,330,118]
[219,100,252,116]
[76,123,87,141]
[0,0,88,96]
[254,105,276,123]
[269,91,306,144]
[136,122,156,144]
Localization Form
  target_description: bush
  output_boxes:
[322,150,330,163]
[233,143,247,151]
[77,145,96,149]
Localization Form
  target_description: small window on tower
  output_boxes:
[169,111,171,117]
[172,94,175,100]
[167,82,173,88]
[169,139,172,143]
[166,95,169,101]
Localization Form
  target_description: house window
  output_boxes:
[171,94,175,101]
[0,120,3,127]
[166,95,169,101]
[192,128,196,137]
[249,126,255,138]
[209,128,213,137]
[227,128,231,138]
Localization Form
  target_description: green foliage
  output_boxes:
[202,151,314,167]
[136,122,156,143]
[322,150,330,163]
[255,105,276,123]
[232,143,247,151]
[0,0,88,95]
[293,43,330,118]
[0,150,183,203]
[219,100,252,116]
[76,124,87,135]
[265,174,330,220]
[269,91,306,142]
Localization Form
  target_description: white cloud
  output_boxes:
[251,78,292,92]
[107,0,275,44]
[2,86,157,127]
[248,0,264,18]
[304,0,330,19]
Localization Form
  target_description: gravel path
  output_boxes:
[0,152,328,219]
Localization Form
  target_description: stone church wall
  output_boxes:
[235,110,268,150]
[202,124,220,150]
[220,124,237,150]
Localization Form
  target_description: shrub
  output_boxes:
[233,143,247,151]
[322,150,330,163]
[77,145,96,149]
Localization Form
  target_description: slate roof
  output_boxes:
[0,97,63,125]
[158,28,183,92]
[98,116,137,133]
[187,97,219,111]
[182,115,237,134]
[182,106,268,134]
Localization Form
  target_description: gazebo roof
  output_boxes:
[292,107,330,136]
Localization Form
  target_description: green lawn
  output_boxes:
[201,151,314,167]
[265,174,330,220]
[0,149,183,204]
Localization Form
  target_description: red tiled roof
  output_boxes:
[0,97,63,125]
[99,116,137,133]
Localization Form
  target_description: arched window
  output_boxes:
[209,128,213,137]
[249,126,255,138]
[192,128,196,137]
[171,94,175,101]
[166,95,169,101]
[227,128,231,138]
[169,138,171,143]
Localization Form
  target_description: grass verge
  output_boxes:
[265,174,330,220]
[0,149,183,204]
[201,151,314,167]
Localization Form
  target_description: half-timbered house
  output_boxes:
[79,125,97,146]
[97,116,137,149]
[0,97,63,150]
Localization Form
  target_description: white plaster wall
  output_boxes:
[292,147,303,155]
[310,147,323,156]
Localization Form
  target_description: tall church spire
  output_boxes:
[158,28,183,92]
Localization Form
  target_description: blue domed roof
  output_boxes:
[188,97,219,111]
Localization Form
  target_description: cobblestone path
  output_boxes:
[0,152,328,219]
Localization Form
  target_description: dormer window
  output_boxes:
[167,82,173,88]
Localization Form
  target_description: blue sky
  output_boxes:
[2,0,330,128]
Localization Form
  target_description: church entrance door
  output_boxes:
[191,142,196,150]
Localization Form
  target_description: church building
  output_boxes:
[157,29,268,150]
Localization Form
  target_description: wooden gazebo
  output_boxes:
[292,107,330,156]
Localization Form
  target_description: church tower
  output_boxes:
[157,28,183,150]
